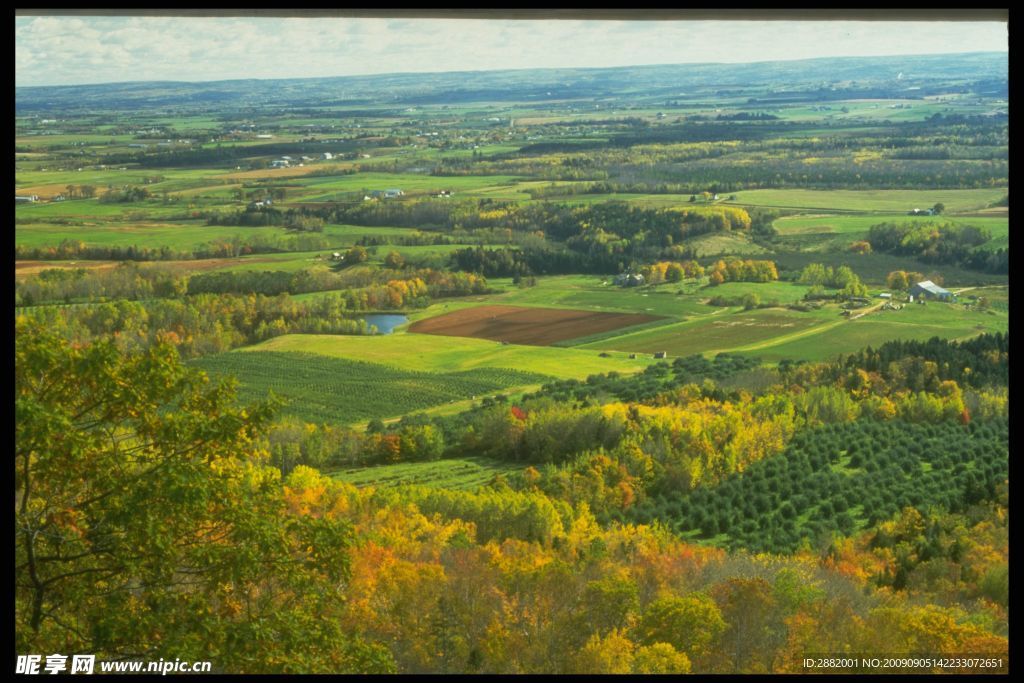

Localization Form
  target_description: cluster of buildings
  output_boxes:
[613,272,645,287]
[876,280,956,305]
[269,153,337,169]
[364,189,405,200]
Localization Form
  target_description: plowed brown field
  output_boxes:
[408,305,662,346]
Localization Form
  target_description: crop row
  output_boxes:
[193,350,549,424]
[619,418,1008,554]
[331,457,521,491]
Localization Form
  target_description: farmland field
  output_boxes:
[241,333,655,378]
[407,304,664,346]
[770,250,1010,286]
[695,280,813,304]
[773,213,1009,251]
[582,307,830,357]
[480,275,717,317]
[15,221,289,250]
[192,350,552,425]
[13,255,295,278]
[725,188,1007,213]
[330,457,523,491]
[14,40,1010,675]
[743,302,1009,362]
[623,418,1009,554]
[15,220,445,265]
[290,172,524,201]
[15,199,200,220]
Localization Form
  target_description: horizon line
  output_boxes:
[15,49,1008,91]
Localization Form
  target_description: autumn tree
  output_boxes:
[711,578,787,673]
[637,593,726,664]
[384,250,406,269]
[345,244,369,264]
[15,319,393,673]
[887,270,910,292]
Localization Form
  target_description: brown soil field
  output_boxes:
[15,260,120,276]
[15,257,278,278]
[15,183,77,199]
[408,304,663,346]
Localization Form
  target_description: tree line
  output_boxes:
[867,221,1007,274]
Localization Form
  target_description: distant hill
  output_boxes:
[15,52,1007,113]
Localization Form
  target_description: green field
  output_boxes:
[773,213,1009,251]
[698,280,813,304]
[322,223,434,244]
[14,219,436,258]
[578,291,1007,361]
[743,302,1009,362]
[213,252,334,272]
[15,199,199,220]
[330,457,522,491]
[582,307,830,357]
[241,332,655,378]
[15,167,223,190]
[770,250,1009,287]
[291,172,524,201]
[481,275,715,318]
[192,350,552,425]
[686,231,772,256]
[15,221,289,250]
[726,188,1007,213]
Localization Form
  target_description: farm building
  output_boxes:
[367,189,405,199]
[15,195,39,203]
[877,292,893,299]
[614,273,645,287]
[653,351,667,359]
[270,159,290,168]
[910,280,954,301]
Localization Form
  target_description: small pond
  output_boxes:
[361,314,408,334]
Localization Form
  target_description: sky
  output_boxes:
[14,14,1008,87]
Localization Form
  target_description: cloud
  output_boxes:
[14,15,1007,87]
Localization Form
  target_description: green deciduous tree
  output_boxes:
[637,593,726,662]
